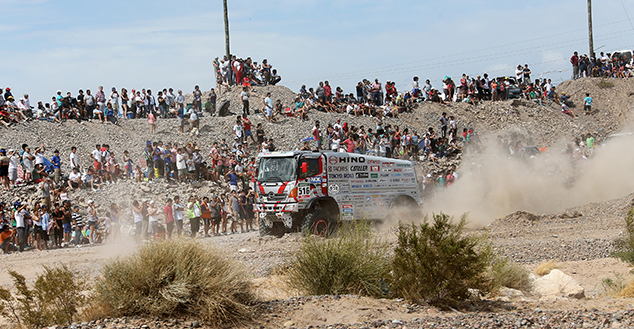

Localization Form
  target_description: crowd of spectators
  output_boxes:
[570,50,634,79]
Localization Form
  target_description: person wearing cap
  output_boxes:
[4,87,12,101]
[34,204,50,250]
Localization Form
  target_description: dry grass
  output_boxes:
[535,260,557,276]
[95,238,256,326]
[617,280,634,298]
[490,257,532,293]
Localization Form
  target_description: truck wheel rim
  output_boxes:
[314,219,328,236]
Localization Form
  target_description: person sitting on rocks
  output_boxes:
[561,102,576,118]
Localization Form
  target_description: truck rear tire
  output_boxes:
[259,221,285,238]
[301,210,337,237]
[391,196,421,222]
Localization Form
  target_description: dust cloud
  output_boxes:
[423,130,634,227]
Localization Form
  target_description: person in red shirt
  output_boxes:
[242,116,256,145]
[312,122,321,150]
[324,81,332,103]
[570,51,579,79]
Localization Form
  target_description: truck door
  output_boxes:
[297,155,325,201]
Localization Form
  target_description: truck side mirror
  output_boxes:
[301,162,308,173]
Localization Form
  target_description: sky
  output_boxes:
[2,0,634,104]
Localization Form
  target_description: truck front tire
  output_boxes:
[301,210,337,237]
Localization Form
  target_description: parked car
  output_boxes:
[495,76,522,99]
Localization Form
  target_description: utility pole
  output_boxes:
[588,0,594,58]
[223,0,230,61]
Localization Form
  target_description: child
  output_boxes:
[148,111,156,134]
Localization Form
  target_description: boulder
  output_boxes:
[533,269,585,299]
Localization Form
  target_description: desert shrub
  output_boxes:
[95,238,255,326]
[391,213,494,308]
[618,280,634,297]
[612,207,634,265]
[534,260,558,276]
[599,273,628,297]
[597,77,614,89]
[0,264,87,329]
[490,257,532,293]
[287,220,390,297]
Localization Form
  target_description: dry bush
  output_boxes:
[617,280,634,298]
[490,257,532,293]
[0,264,87,329]
[95,238,255,326]
[390,213,495,308]
[612,207,634,266]
[597,78,614,89]
[599,274,628,297]
[535,260,557,276]
[287,220,391,297]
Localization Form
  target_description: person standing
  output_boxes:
[0,150,9,190]
[193,85,202,113]
[147,201,158,240]
[110,87,120,117]
[172,196,184,236]
[240,87,250,116]
[200,197,212,237]
[51,150,61,184]
[86,200,98,244]
[132,200,143,243]
[164,198,175,239]
[439,112,448,139]
[583,93,593,115]
[312,122,321,150]
[570,51,579,80]
[187,196,201,237]
[14,202,30,252]
[263,92,273,123]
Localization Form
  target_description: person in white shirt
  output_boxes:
[147,200,159,238]
[91,144,102,171]
[69,146,79,171]
[172,196,185,236]
[67,167,82,190]
[110,87,120,117]
[7,150,19,184]
[176,148,187,183]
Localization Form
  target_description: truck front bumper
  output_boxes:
[254,203,298,213]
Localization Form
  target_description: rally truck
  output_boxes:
[254,150,422,237]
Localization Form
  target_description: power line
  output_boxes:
[619,0,634,32]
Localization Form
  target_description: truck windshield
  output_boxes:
[257,157,297,182]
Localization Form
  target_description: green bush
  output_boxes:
[391,213,494,308]
[0,264,87,329]
[597,77,614,89]
[490,256,532,293]
[612,207,634,265]
[288,220,391,297]
[95,238,255,326]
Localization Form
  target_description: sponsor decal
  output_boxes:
[366,179,377,183]
[310,176,322,184]
[355,173,369,179]
[370,166,380,172]
[328,166,348,172]
[328,184,340,194]
[370,173,378,178]
[392,173,402,177]
[337,156,365,163]
[350,165,368,171]
[403,168,414,172]
[367,160,381,164]
[393,168,403,172]
[403,173,414,177]
[351,184,362,188]
[392,179,401,182]
[396,163,411,167]
[342,204,353,209]
[351,180,364,183]
[328,156,338,165]
[380,173,390,177]
[382,162,395,167]
[363,184,373,188]
[342,208,353,213]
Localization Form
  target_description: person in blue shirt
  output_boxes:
[51,150,61,184]
[583,93,593,115]
[163,146,172,180]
